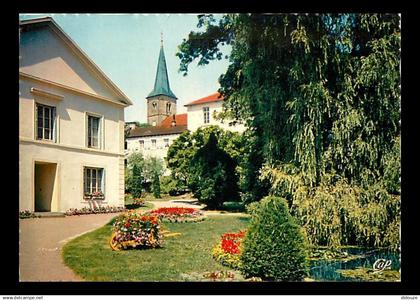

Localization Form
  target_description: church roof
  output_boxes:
[127,113,188,138]
[184,92,224,106]
[127,124,187,138]
[160,114,188,128]
[146,45,177,100]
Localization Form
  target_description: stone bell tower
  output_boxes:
[146,34,177,126]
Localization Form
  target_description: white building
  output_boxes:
[19,17,132,212]
[126,114,187,160]
[184,92,246,133]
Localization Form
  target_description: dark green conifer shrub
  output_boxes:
[241,196,308,281]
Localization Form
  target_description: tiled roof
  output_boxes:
[160,113,188,128]
[184,92,224,106]
[127,124,187,138]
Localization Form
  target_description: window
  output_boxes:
[166,102,171,114]
[203,107,210,124]
[151,139,157,148]
[164,138,169,147]
[152,102,157,110]
[87,115,101,148]
[139,140,144,149]
[36,103,56,141]
[83,167,104,195]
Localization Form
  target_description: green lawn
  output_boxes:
[62,214,250,281]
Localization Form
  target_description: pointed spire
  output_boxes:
[147,36,177,100]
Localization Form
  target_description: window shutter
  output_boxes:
[86,114,89,147]
[101,117,104,150]
[52,107,57,142]
[101,168,106,196]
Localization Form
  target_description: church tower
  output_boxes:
[146,36,177,126]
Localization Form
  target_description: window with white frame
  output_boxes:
[87,115,101,148]
[139,140,144,149]
[83,167,104,197]
[164,138,169,147]
[36,103,56,141]
[151,139,157,148]
[203,107,210,124]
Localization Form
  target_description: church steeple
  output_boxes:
[146,38,177,100]
[146,36,177,126]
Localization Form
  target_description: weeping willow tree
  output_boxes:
[177,14,400,250]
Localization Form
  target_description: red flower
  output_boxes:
[219,230,246,255]
[151,207,197,216]
[124,222,131,228]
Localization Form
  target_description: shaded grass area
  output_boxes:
[62,215,250,281]
[124,201,154,211]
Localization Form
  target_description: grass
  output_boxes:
[125,201,154,211]
[62,214,250,281]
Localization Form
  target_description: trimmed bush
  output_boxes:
[241,196,308,281]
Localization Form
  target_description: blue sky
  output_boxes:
[19,14,231,123]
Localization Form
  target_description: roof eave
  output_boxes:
[184,99,224,107]
[20,17,133,106]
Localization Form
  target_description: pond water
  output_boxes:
[309,247,400,281]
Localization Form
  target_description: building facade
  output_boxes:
[185,92,246,133]
[19,17,132,212]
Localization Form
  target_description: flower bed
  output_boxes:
[110,211,163,250]
[19,210,38,219]
[65,206,126,216]
[149,207,205,223]
[212,230,246,269]
[83,191,105,200]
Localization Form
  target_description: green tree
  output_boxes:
[166,125,244,196]
[130,164,143,199]
[143,156,165,196]
[188,132,239,208]
[125,153,145,196]
[241,196,308,281]
[177,14,400,249]
[152,172,161,198]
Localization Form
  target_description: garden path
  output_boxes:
[19,213,120,281]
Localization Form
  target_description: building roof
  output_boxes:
[19,17,133,106]
[184,92,224,107]
[146,45,177,100]
[160,113,188,128]
[127,124,187,138]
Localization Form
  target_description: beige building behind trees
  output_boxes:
[19,17,132,212]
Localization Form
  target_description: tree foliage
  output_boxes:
[188,132,239,208]
[126,153,145,198]
[166,126,243,198]
[126,153,165,197]
[177,14,400,249]
[241,196,308,281]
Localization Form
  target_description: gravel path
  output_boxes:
[19,213,120,281]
